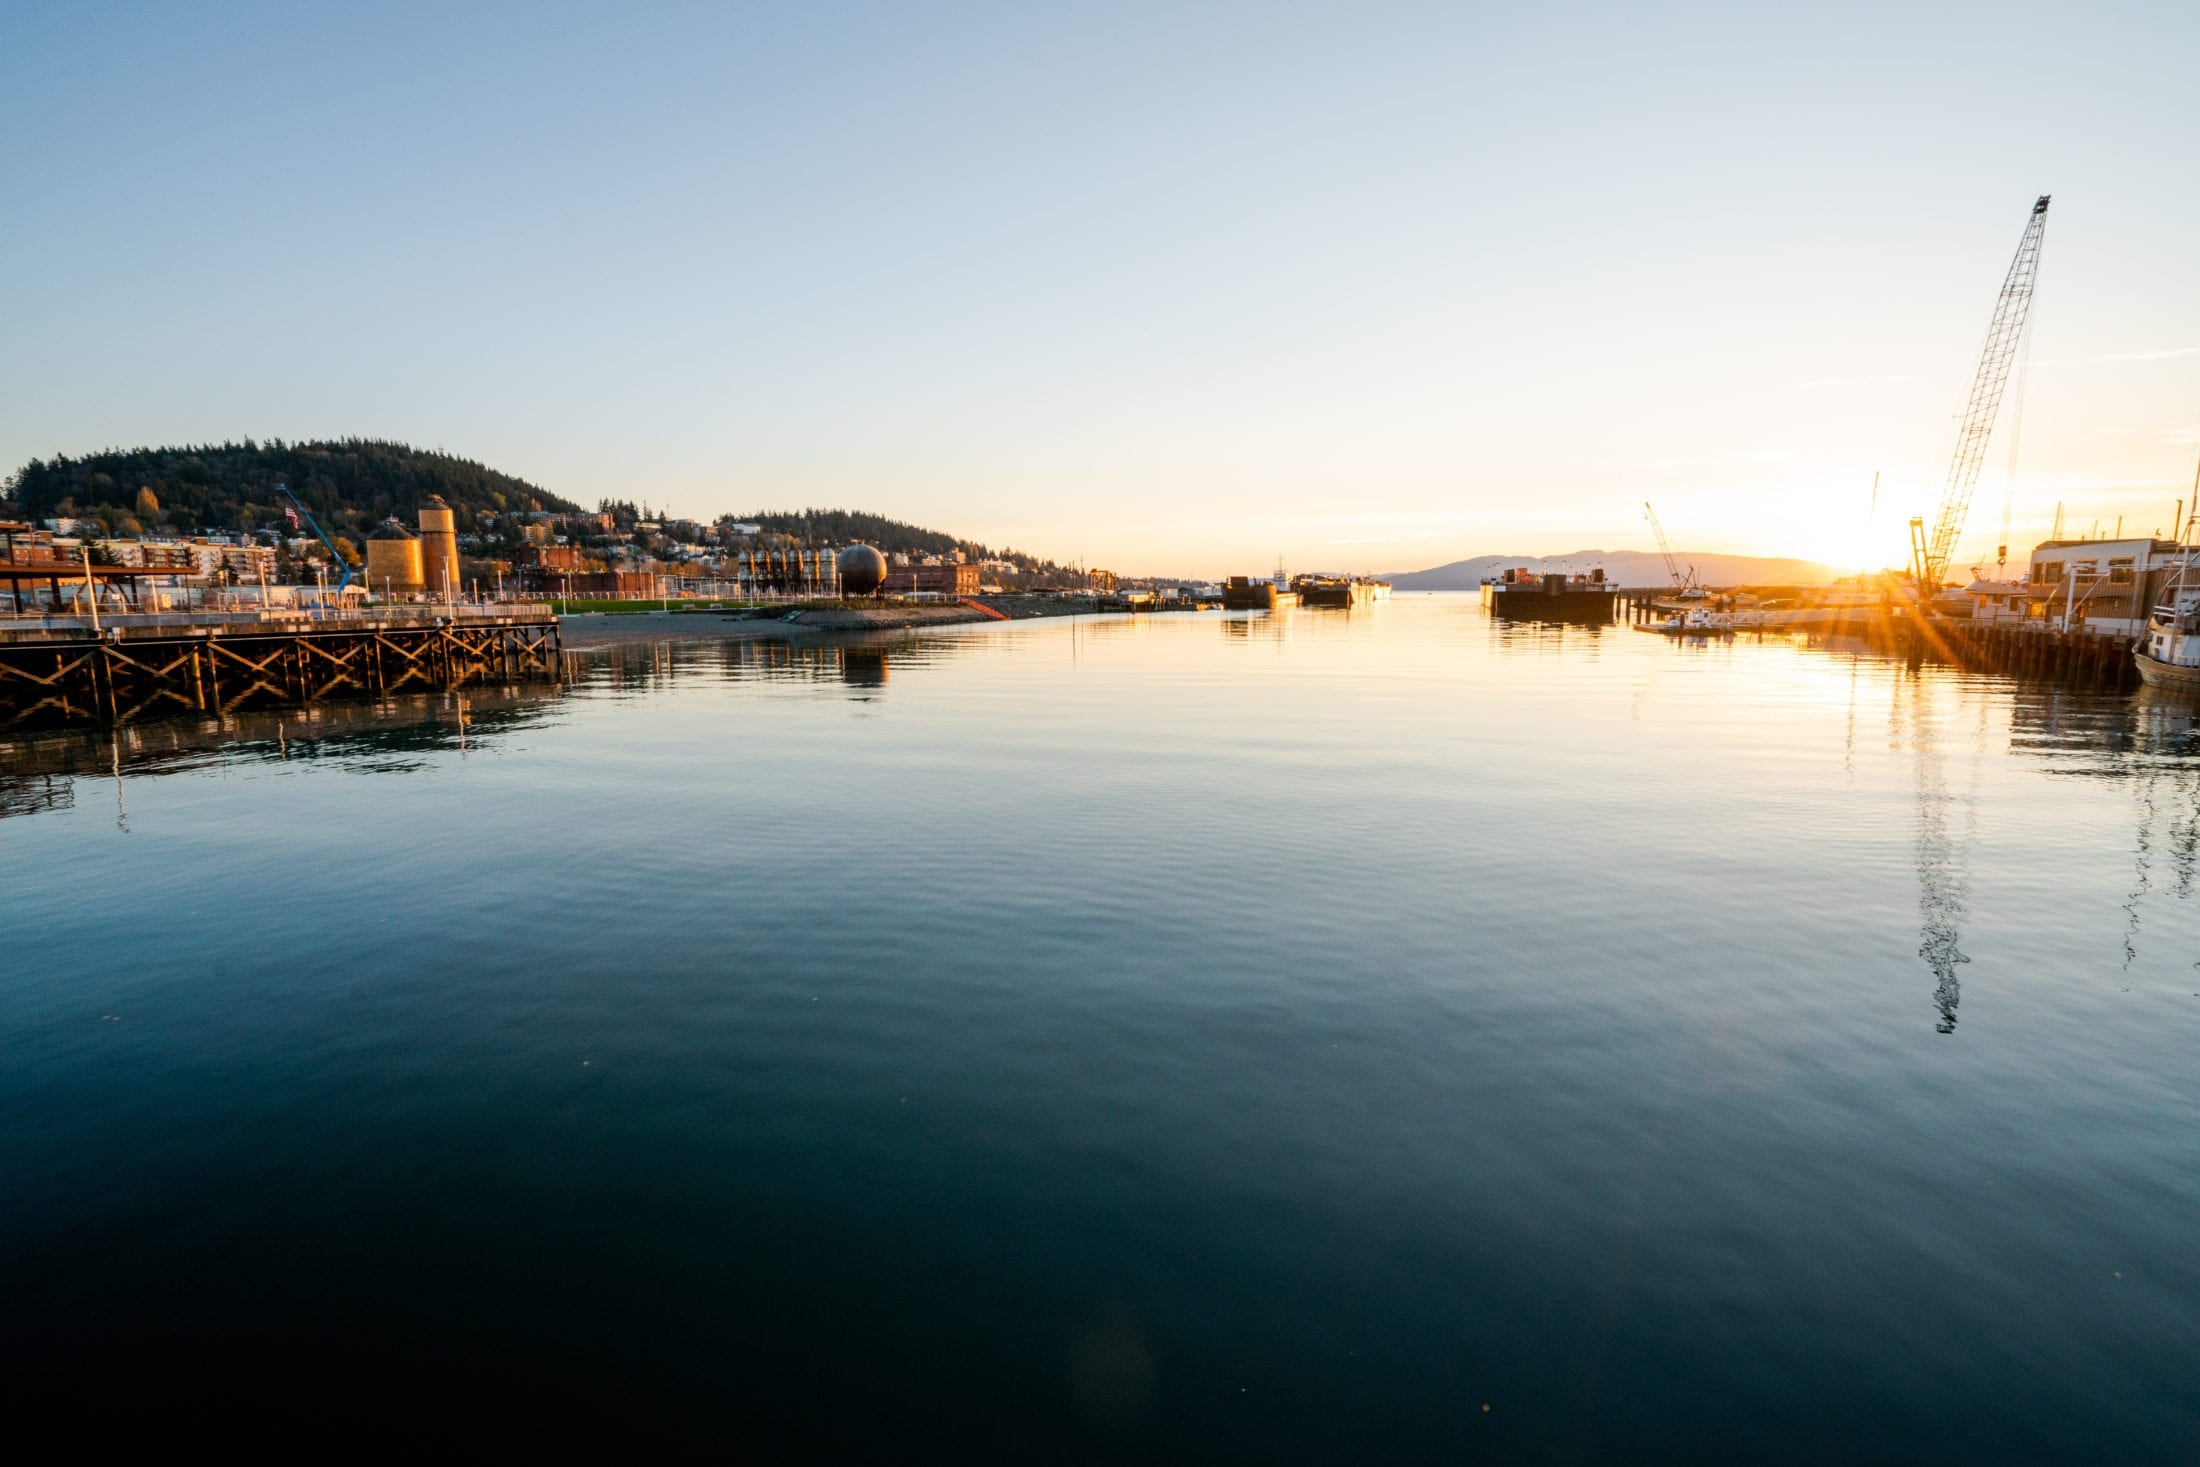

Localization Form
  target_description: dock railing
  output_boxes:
[0,601,557,640]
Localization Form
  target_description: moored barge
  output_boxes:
[1480,566,1620,617]
[1223,575,1300,610]
[1292,575,1392,608]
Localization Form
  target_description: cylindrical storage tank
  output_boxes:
[418,496,460,597]
[364,520,424,593]
[838,543,888,596]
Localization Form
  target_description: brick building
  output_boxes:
[882,563,980,596]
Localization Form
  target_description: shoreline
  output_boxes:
[554,596,1111,649]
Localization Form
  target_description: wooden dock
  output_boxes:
[1610,589,2140,691]
[1868,615,2138,691]
[0,608,561,728]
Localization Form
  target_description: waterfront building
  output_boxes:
[556,571,667,598]
[882,563,980,597]
[1964,537,2195,637]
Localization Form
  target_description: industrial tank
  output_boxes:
[838,543,887,596]
[364,519,424,593]
[418,496,460,597]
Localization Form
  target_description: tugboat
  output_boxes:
[2134,544,2200,694]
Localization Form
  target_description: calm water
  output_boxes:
[7,596,2199,1457]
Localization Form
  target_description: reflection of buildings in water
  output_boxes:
[1482,611,1614,662]
[1486,610,1612,637]
[0,684,560,820]
[2110,731,2200,966]
[1880,675,2200,1002]
[839,647,888,689]
[1222,613,1293,642]
[2005,685,2200,765]
[572,633,922,699]
[2007,689,2200,946]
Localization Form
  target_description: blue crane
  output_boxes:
[274,481,357,593]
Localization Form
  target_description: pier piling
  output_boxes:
[0,608,561,730]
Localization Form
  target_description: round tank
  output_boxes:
[418,496,460,596]
[838,543,888,596]
[365,535,423,592]
[364,519,423,592]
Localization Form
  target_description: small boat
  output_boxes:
[1649,608,1732,636]
[2133,524,2199,695]
[2135,646,2200,694]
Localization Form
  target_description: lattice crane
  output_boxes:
[1916,194,2051,590]
[1644,501,1694,593]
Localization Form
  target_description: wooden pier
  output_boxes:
[1867,615,2138,691]
[1609,588,2140,692]
[0,608,561,728]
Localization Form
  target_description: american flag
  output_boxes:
[284,503,300,530]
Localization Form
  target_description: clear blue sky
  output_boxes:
[5,1,2198,574]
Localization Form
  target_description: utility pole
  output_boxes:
[79,546,101,634]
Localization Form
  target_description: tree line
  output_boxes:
[3,439,581,542]
[732,507,1067,573]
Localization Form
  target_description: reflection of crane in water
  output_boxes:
[1897,672,1974,1033]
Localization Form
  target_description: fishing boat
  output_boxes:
[2134,562,2200,693]
[2133,481,2200,694]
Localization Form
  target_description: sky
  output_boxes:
[5,1,2199,577]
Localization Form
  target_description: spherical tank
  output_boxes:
[838,543,887,596]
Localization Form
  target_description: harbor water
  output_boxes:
[5,596,2198,1458]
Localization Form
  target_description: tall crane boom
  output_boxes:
[1644,501,1688,591]
[1920,194,2050,589]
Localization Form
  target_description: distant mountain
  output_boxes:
[5,439,581,539]
[1388,549,1842,590]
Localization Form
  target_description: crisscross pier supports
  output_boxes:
[0,614,562,729]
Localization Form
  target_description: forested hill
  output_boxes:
[4,440,581,539]
[734,508,1029,565]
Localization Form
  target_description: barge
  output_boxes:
[1480,566,1620,617]
[1292,575,1392,609]
[1223,575,1300,611]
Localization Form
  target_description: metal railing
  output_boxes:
[0,601,555,635]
